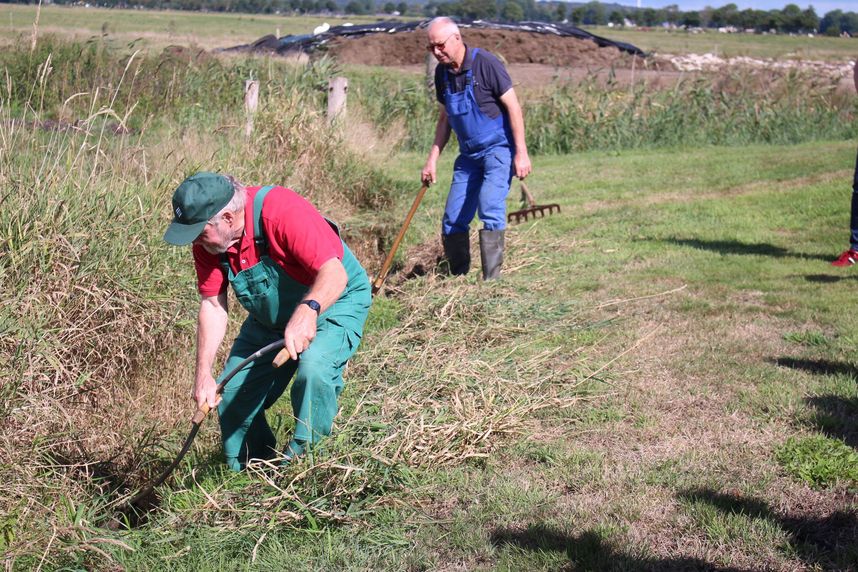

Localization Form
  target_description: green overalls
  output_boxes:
[215,186,371,471]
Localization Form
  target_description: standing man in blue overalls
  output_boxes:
[421,16,532,280]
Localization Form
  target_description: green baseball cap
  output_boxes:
[163,172,234,246]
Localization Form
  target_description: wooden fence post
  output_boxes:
[244,79,259,138]
[327,76,348,123]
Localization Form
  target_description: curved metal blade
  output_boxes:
[126,420,204,508]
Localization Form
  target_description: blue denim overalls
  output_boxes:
[442,47,515,235]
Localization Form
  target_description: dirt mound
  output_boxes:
[325,28,643,68]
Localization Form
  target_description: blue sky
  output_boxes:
[635,0,855,12]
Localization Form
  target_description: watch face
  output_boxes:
[304,299,321,313]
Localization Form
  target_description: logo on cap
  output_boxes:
[175,206,183,219]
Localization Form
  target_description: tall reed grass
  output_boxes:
[0,36,407,565]
[351,67,858,153]
[526,70,858,152]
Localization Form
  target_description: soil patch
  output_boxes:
[325,28,652,69]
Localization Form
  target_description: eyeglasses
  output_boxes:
[426,32,457,52]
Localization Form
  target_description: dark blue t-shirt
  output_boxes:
[434,46,513,120]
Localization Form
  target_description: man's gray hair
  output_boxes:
[428,16,460,34]
[212,174,247,220]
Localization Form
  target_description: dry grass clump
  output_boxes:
[351,288,588,468]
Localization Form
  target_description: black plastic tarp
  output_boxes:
[223,18,646,58]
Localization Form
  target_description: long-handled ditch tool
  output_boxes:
[372,183,430,295]
[507,181,560,224]
[122,338,290,511]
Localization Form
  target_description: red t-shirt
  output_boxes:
[193,186,344,297]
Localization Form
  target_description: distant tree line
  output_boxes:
[9,0,857,35]
[422,1,856,36]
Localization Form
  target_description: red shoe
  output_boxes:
[831,249,858,267]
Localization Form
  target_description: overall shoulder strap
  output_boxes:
[465,48,479,84]
[218,185,275,275]
[252,185,276,256]
[444,64,454,91]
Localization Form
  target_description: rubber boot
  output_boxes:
[442,232,471,276]
[479,229,505,280]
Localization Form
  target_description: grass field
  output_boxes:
[8,140,857,570]
[388,139,858,570]
[1,8,857,571]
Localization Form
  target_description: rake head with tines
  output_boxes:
[507,181,561,224]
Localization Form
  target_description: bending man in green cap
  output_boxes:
[164,172,371,470]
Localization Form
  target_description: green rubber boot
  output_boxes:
[442,232,471,276]
[479,229,504,281]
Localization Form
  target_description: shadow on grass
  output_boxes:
[806,395,858,450]
[490,524,751,571]
[771,357,858,378]
[770,357,858,449]
[677,489,858,570]
[802,274,858,283]
[662,238,829,261]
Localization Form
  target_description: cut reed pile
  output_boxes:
[108,273,600,536]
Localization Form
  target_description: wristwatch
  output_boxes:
[301,299,321,315]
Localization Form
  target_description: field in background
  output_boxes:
[0,4,385,50]
[590,25,858,60]
[1,8,857,571]
[2,4,857,60]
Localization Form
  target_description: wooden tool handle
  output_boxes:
[372,184,430,295]
[273,347,292,368]
[520,181,536,208]
[191,403,210,425]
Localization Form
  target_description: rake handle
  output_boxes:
[520,181,536,208]
[372,183,430,295]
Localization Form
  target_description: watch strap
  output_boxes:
[302,299,321,315]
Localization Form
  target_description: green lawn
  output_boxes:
[357,139,858,570]
[18,139,854,570]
